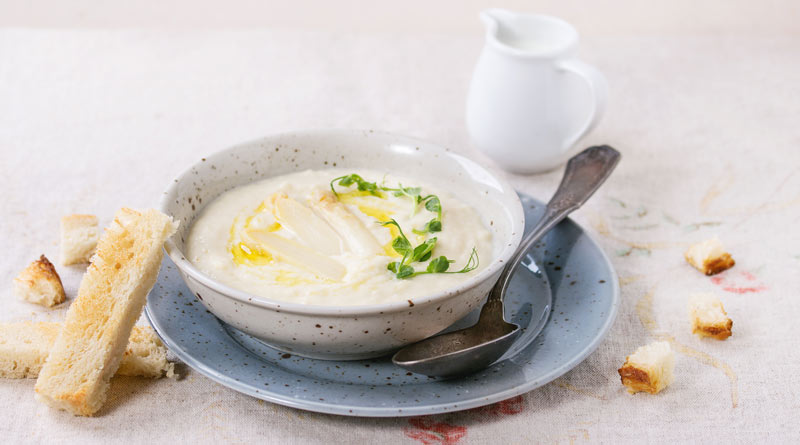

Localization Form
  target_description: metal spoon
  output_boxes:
[392,145,621,377]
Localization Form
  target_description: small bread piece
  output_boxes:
[689,293,733,340]
[684,236,735,276]
[0,322,173,379]
[61,214,99,265]
[618,341,675,394]
[35,208,177,416]
[13,255,66,307]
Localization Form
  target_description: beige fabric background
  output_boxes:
[1,2,799,443]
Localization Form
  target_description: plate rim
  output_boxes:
[145,195,619,417]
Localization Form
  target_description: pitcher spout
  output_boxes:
[479,8,517,35]
[478,9,579,57]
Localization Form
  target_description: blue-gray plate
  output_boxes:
[145,194,619,417]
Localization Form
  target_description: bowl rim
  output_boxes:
[160,129,524,316]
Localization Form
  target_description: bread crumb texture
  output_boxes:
[60,214,99,265]
[0,322,173,379]
[684,236,735,276]
[618,341,675,394]
[14,255,66,307]
[120,324,175,378]
[35,208,177,416]
[689,293,733,340]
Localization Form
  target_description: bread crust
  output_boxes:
[35,208,177,416]
[701,253,735,276]
[61,214,97,224]
[693,319,733,340]
[689,293,733,340]
[619,364,657,394]
[14,255,66,307]
[683,238,735,276]
[618,341,674,395]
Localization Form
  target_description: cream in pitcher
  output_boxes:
[466,9,608,174]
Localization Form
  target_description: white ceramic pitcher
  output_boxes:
[466,9,608,174]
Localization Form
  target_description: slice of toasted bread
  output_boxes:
[0,322,173,379]
[689,293,733,340]
[14,255,66,307]
[618,341,675,394]
[684,236,735,276]
[35,208,177,416]
[0,321,60,379]
[60,214,99,265]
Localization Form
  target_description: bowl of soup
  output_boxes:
[160,129,524,360]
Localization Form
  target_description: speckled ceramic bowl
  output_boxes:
[160,129,524,360]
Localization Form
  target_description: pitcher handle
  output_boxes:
[556,59,609,150]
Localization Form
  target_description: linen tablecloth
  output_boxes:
[1,28,798,443]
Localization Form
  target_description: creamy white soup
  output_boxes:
[186,169,491,306]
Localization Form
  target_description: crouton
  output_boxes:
[684,236,735,276]
[60,214,99,265]
[13,255,66,307]
[689,293,733,340]
[618,341,675,394]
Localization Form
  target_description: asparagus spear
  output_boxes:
[243,229,346,281]
[270,193,343,256]
[311,190,382,256]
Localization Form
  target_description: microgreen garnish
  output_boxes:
[332,174,440,228]
[380,183,423,215]
[380,219,414,265]
[419,248,479,276]
[330,174,380,197]
[412,195,442,235]
[380,219,478,279]
[426,256,453,273]
[411,237,436,263]
[333,173,478,280]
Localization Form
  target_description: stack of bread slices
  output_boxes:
[3,208,177,416]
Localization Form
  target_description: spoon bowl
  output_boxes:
[392,299,521,377]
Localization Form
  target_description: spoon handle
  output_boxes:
[488,145,621,302]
